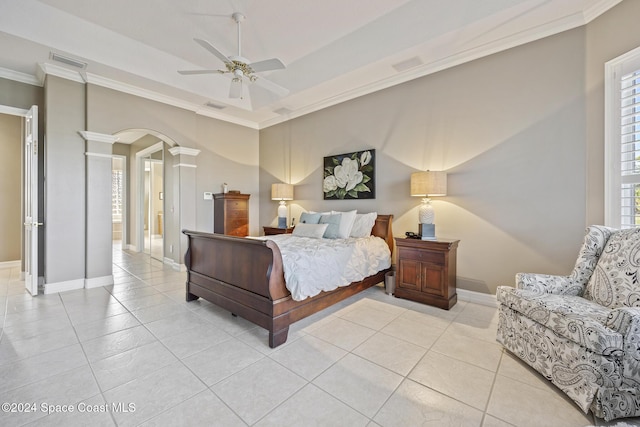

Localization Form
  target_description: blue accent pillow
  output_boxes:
[299,212,322,224]
[319,214,342,239]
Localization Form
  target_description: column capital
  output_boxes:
[169,146,200,157]
[78,131,118,144]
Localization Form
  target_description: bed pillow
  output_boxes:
[299,212,322,224]
[331,210,358,238]
[350,212,377,238]
[319,214,343,239]
[292,223,328,239]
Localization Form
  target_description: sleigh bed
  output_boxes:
[182,214,393,347]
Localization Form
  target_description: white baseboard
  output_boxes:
[163,257,185,272]
[127,244,137,251]
[85,275,114,289]
[43,278,85,294]
[457,288,498,308]
[0,260,20,268]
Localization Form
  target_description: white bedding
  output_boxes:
[263,235,391,301]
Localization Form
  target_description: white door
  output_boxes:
[24,106,38,295]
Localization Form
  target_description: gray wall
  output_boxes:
[194,115,260,236]
[260,27,589,295]
[0,113,22,261]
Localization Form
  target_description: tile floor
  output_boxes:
[1,246,639,426]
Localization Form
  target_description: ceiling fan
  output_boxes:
[178,12,289,99]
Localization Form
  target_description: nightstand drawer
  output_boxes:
[398,247,444,265]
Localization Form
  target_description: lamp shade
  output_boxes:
[410,171,447,197]
[271,183,294,201]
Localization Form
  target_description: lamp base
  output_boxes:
[278,217,287,229]
[419,223,436,240]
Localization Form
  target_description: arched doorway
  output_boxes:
[112,129,177,262]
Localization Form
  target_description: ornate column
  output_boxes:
[80,131,116,288]
[168,146,200,270]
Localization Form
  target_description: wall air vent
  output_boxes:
[205,102,226,110]
[392,57,423,73]
[49,52,88,69]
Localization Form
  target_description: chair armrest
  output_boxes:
[606,307,640,385]
[516,272,581,295]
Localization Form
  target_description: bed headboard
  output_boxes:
[372,214,394,252]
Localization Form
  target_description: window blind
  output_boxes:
[620,69,640,228]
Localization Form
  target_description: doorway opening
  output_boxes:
[0,105,39,295]
[142,153,164,260]
[111,155,126,250]
[135,141,164,262]
[113,129,177,265]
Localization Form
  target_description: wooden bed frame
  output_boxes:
[183,214,393,348]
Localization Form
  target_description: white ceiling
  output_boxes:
[0,0,622,129]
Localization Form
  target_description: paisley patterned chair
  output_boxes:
[497,225,640,421]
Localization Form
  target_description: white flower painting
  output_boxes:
[323,149,375,199]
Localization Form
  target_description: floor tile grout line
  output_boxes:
[481,348,507,426]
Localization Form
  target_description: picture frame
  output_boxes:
[323,149,375,200]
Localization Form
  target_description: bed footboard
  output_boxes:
[182,231,291,345]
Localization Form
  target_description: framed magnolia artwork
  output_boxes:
[323,149,375,200]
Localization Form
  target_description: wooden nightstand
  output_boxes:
[263,226,294,236]
[394,237,459,309]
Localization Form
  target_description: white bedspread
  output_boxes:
[264,235,391,301]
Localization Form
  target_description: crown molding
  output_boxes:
[8,0,622,132]
[583,0,622,23]
[258,6,605,129]
[0,66,42,87]
[84,73,259,130]
[22,63,259,130]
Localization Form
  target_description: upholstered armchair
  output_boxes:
[497,225,640,421]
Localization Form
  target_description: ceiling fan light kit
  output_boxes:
[178,12,288,100]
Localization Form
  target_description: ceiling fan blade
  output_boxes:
[252,76,289,97]
[248,58,285,73]
[193,38,231,64]
[229,78,243,99]
[178,69,224,75]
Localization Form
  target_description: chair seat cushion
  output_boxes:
[497,286,623,354]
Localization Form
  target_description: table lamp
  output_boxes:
[271,183,294,228]
[410,171,447,240]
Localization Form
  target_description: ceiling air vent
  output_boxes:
[49,52,87,69]
[392,57,423,73]
[273,107,292,115]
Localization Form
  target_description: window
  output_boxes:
[605,46,640,228]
